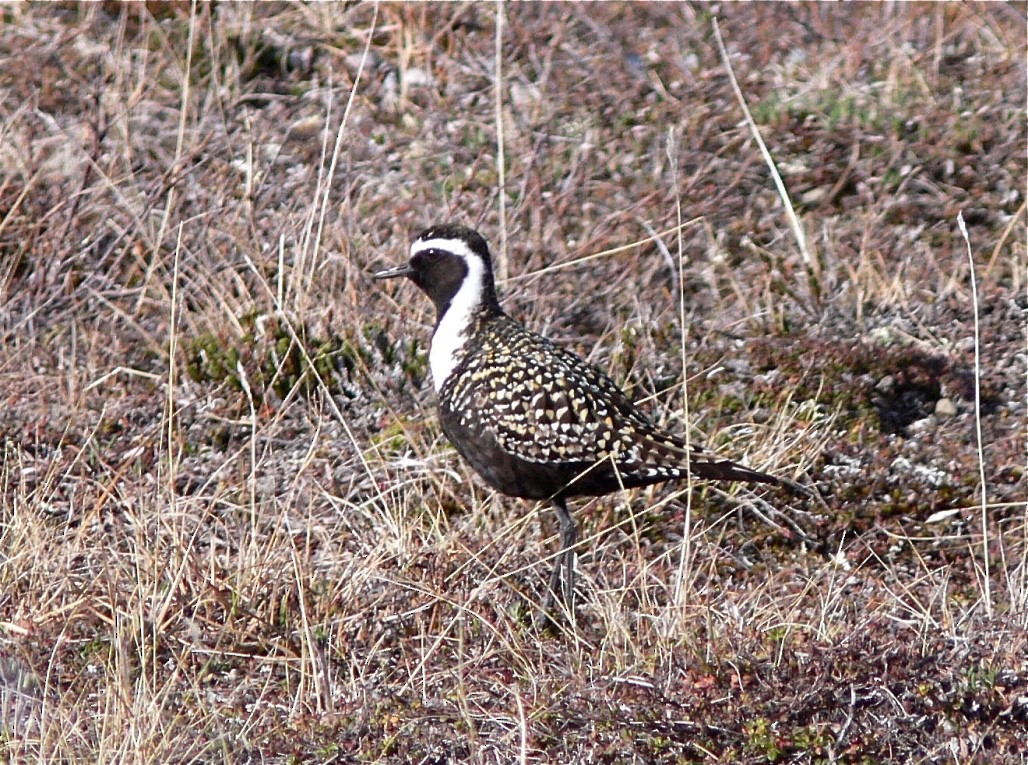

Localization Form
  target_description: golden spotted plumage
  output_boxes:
[439,310,777,494]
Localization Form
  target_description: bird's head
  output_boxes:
[373,224,498,318]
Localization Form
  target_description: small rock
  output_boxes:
[288,116,323,141]
[404,67,433,88]
[906,415,936,435]
[934,397,957,417]
[801,187,826,206]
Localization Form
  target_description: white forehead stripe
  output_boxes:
[411,237,477,260]
[421,237,486,392]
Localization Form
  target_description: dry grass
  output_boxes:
[1,3,1026,763]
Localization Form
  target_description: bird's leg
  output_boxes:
[544,497,578,614]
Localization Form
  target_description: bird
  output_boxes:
[373,223,807,615]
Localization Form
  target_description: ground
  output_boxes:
[1,3,1026,763]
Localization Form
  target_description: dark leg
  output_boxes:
[544,497,578,613]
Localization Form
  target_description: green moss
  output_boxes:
[186,318,353,405]
[743,716,783,761]
[186,332,244,390]
[752,92,786,125]
[963,662,999,692]
[372,419,411,454]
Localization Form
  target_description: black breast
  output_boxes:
[438,403,577,499]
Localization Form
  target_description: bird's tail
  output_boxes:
[642,430,810,496]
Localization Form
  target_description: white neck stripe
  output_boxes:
[419,238,487,392]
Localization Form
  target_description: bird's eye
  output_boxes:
[423,249,445,263]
